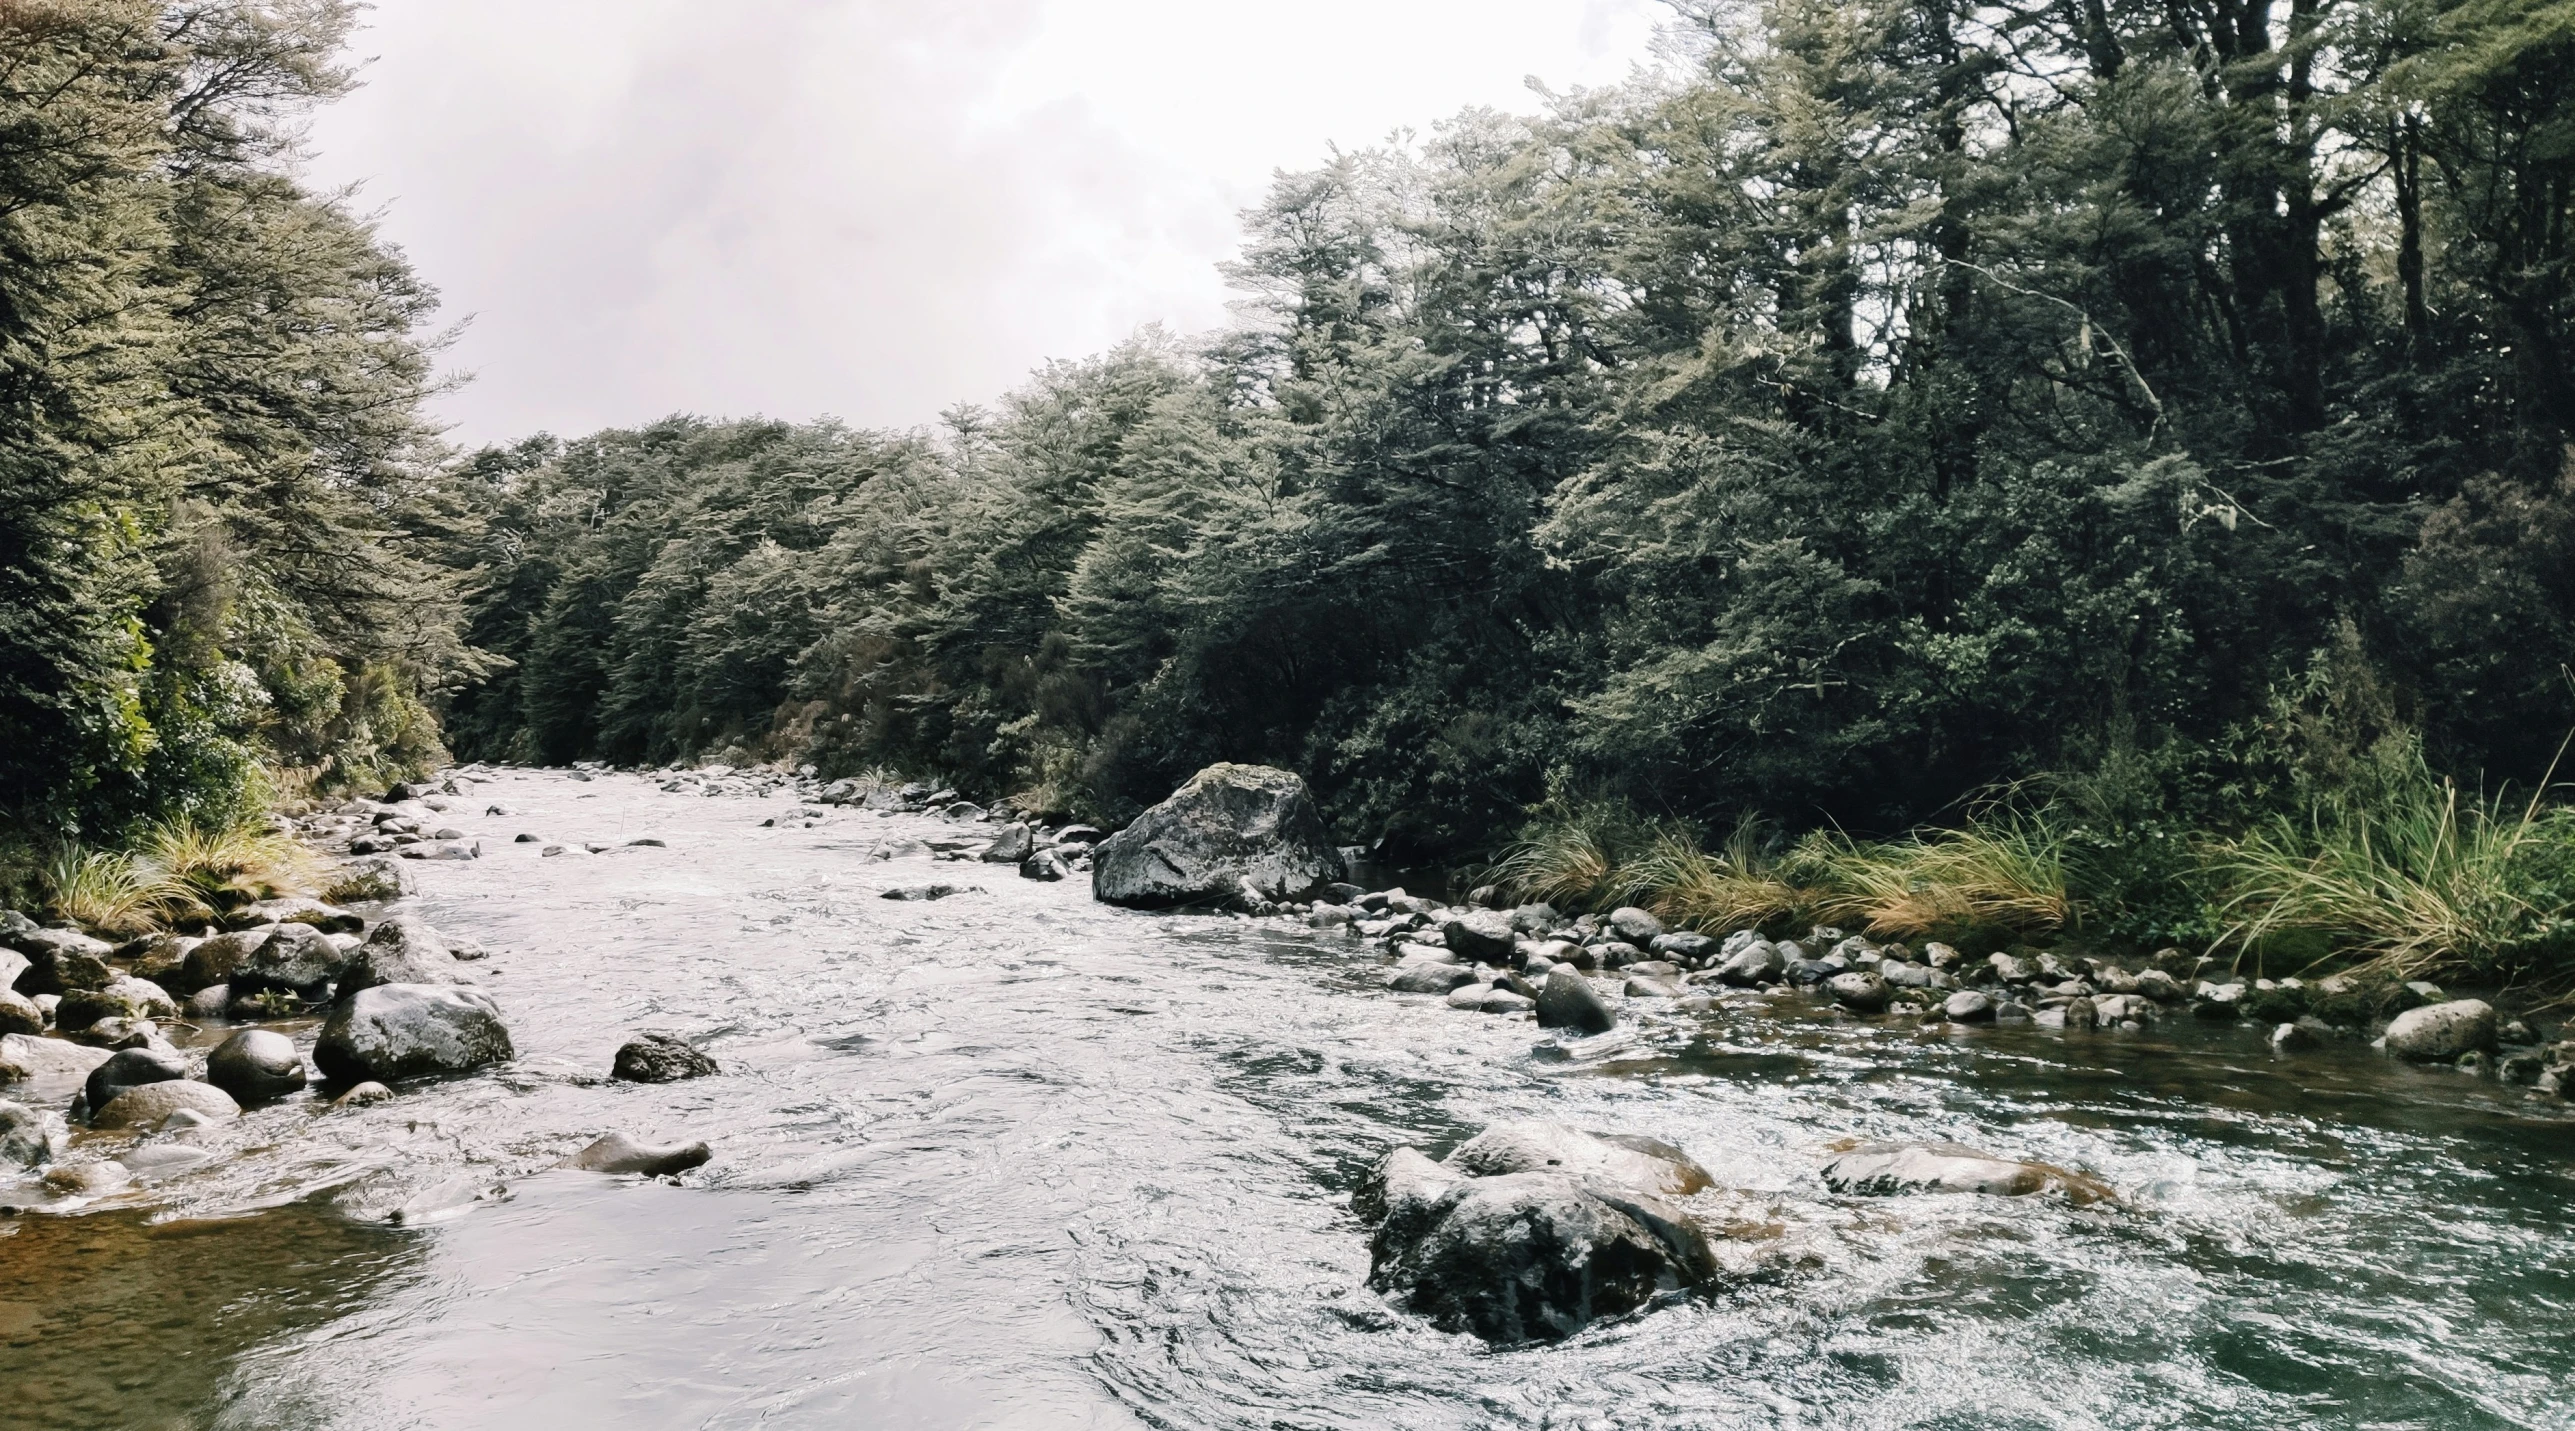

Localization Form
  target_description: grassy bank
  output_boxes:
[1489,747,2575,991]
[3,819,324,937]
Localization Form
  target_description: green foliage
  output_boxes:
[0,1,459,842]
[418,0,2575,948]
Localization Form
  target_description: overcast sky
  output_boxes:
[300,0,1675,448]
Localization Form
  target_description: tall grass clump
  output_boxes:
[2210,738,2575,982]
[1803,812,2075,941]
[1486,785,1670,912]
[143,818,319,916]
[1627,818,1821,933]
[37,846,170,936]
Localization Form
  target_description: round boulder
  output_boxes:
[206,1029,309,1103]
[0,991,39,1037]
[83,1046,188,1117]
[1827,971,1893,1012]
[93,1079,240,1132]
[314,984,513,1084]
[2384,999,2497,1061]
[1534,968,1618,1035]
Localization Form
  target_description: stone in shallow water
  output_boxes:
[92,1079,240,1132]
[1355,1122,1719,1345]
[2383,999,2496,1060]
[1535,968,1617,1034]
[315,984,513,1084]
[1819,1140,2113,1205]
[610,1033,719,1083]
[563,1131,712,1176]
[1089,763,1344,908]
[206,1029,308,1103]
[879,884,974,901]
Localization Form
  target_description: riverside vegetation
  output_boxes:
[7,12,2575,1054]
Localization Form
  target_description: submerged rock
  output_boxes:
[1090,764,1344,908]
[563,1131,712,1176]
[1819,1141,2113,1204]
[981,823,1036,863]
[610,1033,719,1083]
[315,984,514,1083]
[0,1099,62,1168]
[1355,1121,1720,1344]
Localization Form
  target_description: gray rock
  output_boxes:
[1713,941,1781,987]
[981,822,1036,863]
[1650,931,1716,964]
[1883,962,1938,989]
[1943,989,1995,1023]
[314,985,514,1083]
[101,975,175,1020]
[1090,764,1344,908]
[1387,963,1481,995]
[0,991,39,1037]
[92,1079,240,1131]
[1987,953,2037,984]
[1018,849,1071,882]
[206,1029,308,1103]
[1354,1124,1719,1345]
[336,916,463,995]
[1,1033,112,1100]
[1826,971,1893,1012]
[563,1131,712,1176]
[1478,989,1536,1014]
[12,931,115,996]
[879,884,971,901]
[1441,911,1518,961]
[1442,1120,1713,1196]
[610,1033,718,1083]
[0,1099,62,1168]
[2134,968,2184,1002]
[83,1047,189,1115]
[1606,907,1665,944]
[225,898,362,933]
[1820,1141,2112,1203]
[1535,968,1617,1034]
[187,985,232,1020]
[2384,999,2497,1060]
[231,924,349,1001]
[74,1016,167,1051]
[1623,974,1684,998]
[327,857,411,902]
[178,929,273,994]
[2270,1020,2320,1054]
[2193,981,2247,1020]
[332,1081,395,1108]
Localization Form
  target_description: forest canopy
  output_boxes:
[426,0,2575,863]
[7,0,2575,959]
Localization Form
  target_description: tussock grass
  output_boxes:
[1627,820,1821,933]
[1805,816,2074,940]
[33,819,322,936]
[2210,743,2575,982]
[144,819,319,914]
[1486,791,1666,912]
[38,847,170,936]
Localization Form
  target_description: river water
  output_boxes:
[2,769,2570,1430]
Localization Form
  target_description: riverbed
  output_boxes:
[3,768,2571,1430]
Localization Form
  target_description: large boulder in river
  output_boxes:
[335,917,462,995]
[11,929,114,996]
[83,1047,188,1116]
[314,985,512,1084]
[1355,1121,1720,1345]
[2383,999,2497,1060]
[1089,764,1344,908]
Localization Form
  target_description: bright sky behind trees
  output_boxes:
[303,0,1670,443]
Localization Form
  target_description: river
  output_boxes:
[2,768,2570,1430]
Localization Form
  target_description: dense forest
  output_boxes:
[6,0,2575,964]
[1,0,462,845]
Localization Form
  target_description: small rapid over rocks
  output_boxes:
[0,768,2570,1429]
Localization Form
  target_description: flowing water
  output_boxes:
[2,769,2571,1430]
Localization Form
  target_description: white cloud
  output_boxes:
[303,0,1672,445]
